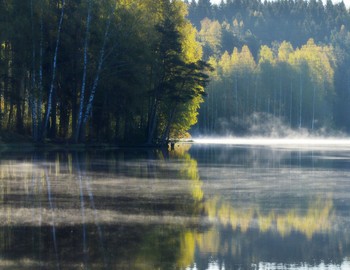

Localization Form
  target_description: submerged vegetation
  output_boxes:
[1,0,350,144]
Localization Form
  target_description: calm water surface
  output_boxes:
[1,140,350,269]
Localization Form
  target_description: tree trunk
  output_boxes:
[81,11,112,132]
[147,98,158,145]
[290,80,293,127]
[30,0,38,140]
[43,0,65,140]
[75,0,93,142]
[37,4,44,141]
[235,76,238,117]
[49,92,57,139]
[15,73,24,134]
[7,102,13,130]
[59,101,69,138]
[161,106,176,145]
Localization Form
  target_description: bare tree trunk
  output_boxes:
[235,76,238,117]
[147,71,168,145]
[30,0,38,140]
[75,0,93,142]
[81,9,113,136]
[59,101,69,138]
[290,80,293,127]
[37,3,44,140]
[4,42,11,130]
[50,92,57,138]
[16,72,24,133]
[7,102,13,130]
[161,106,176,145]
[147,64,165,145]
[43,0,65,140]
[79,1,115,142]
[147,98,158,145]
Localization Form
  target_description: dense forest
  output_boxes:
[1,0,350,144]
[187,0,350,135]
[0,0,210,144]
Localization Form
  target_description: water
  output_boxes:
[0,140,350,269]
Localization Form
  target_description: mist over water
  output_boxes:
[193,113,350,150]
[208,0,350,7]
[1,146,350,269]
[192,137,350,150]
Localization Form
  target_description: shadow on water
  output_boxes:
[0,144,350,269]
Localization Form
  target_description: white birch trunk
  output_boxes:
[37,6,44,137]
[30,0,38,140]
[82,9,112,129]
[43,0,65,139]
[75,0,93,142]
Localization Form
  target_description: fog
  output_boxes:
[192,137,350,151]
[209,0,350,7]
[192,112,350,150]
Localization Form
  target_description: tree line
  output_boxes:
[195,40,335,134]
[187,0,349,53]
[0,0,210,144]
[188,0,350,134]
[2,0,350,143]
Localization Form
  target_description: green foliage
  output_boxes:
[188,0,350,134]
[188,0,350,51]
[3,0,350,142]
[0,0,209,144]
[196,41,335,134]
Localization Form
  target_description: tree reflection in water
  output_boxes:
[44,167,60,269]
[0,146,349,269]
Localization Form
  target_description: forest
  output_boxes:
[188,0,350,135]
[1,0,350,144]
[0,0,210,144]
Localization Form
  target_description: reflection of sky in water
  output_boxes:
[0,144,350,269]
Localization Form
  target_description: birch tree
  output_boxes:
[42,0,65,140]
[30,0,38,140]
[77,0,115,142]
[75,0,93,142]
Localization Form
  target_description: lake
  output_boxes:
[1,139,350,269]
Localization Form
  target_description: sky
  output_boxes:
[209,0,350,8]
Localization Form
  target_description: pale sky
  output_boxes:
[209,0,350,8]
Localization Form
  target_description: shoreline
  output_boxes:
[0,140,182,153]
